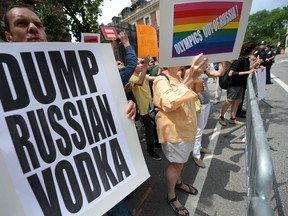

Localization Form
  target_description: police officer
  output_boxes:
[253,41,269,83]
[265,45,276,84]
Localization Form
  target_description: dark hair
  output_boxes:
[240,41,257,56]
[4,4,36,32]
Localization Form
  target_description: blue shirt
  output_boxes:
[119,45,137,85]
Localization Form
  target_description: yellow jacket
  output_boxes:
[153,75,198,143]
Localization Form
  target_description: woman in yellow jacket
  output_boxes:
[153,54,208,216]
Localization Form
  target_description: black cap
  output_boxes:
[258,41,266,46]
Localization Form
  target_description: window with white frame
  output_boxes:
[144,15,151,26]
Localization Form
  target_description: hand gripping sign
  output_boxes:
[159,0,253,67]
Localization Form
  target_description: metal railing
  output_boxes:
[245,74,274,215]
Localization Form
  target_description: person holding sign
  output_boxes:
[4,4,136,216]
[185,62,228,168]
[116,31,138,87]
[153,54,208,216]
[129,55,162,161]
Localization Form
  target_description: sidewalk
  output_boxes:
[125,81,248,216]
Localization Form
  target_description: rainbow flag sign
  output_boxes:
[159,0,253,67]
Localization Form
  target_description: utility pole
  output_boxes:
[284,20,288,53]
[276,33,280,47]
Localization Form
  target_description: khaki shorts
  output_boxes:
[162,141,193,163]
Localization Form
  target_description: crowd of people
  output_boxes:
[2,3,277,216]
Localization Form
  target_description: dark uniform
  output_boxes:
[254,41,268,83]
[254,48,267,66]
[265,45,276,84]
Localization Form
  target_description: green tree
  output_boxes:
[50,0,106,42]
[245,6,288,48]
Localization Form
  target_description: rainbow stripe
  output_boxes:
[172,1,243,57]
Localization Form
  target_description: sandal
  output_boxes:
[175,181,198,195]
[168,196,190,216]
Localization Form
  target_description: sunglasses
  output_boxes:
[117,62,123,66]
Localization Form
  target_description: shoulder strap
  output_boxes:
[158,73,170,82]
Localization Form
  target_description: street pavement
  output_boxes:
[123,53,288,216]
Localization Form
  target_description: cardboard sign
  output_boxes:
[159,0,253,67]
[136,24,159,58]
[81,33,100,43]
[101,26,118,41]
[0,42,149,216]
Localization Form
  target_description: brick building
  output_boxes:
[121,0,160,30]
[110,0,160,60]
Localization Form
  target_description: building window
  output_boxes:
[144,16,151,26]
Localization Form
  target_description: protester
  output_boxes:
[117,60,125,71]
[188,62,227,168]
[153,53,208,216]
[4,4,136,216]
[150,57,160,76]
[210,62,224,105]
[218,41,257,126]
[129,55,162,161]
[116,32,138,87]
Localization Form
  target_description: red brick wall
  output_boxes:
[137,19,144,24]
[150,11,157,28]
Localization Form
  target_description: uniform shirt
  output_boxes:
[265,50,276,65]
[254,48,267,66]
[129,74,151,116]
[153,75,197,143]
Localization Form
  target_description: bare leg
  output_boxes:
[230,99,241,119]
[166,162,188,215]
[220,100,232,117]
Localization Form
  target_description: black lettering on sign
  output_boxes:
[55,160,83,214]
[5,114,40,174]
[0,53,29,112]
[21,52,56,104]
[86,97,107,142]
[27,168,61,216]
[78,51,98,93]
[74,152,102,203]
[64,101,86,150]
[110,138,131,182]
[96,94,117,137]
[76,100,94,145]
[92,143,118,191]
[27,109,56,164]
[48,105,72,156]
[48,51,89,99]
[91,138,131,191]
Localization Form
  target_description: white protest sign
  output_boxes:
[159,0,253,67]
[254,68,266,100]
[0,42,150,216]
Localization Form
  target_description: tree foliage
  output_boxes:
[1,0,107,42]
[51,0,105,41]
[245,6,288,48]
